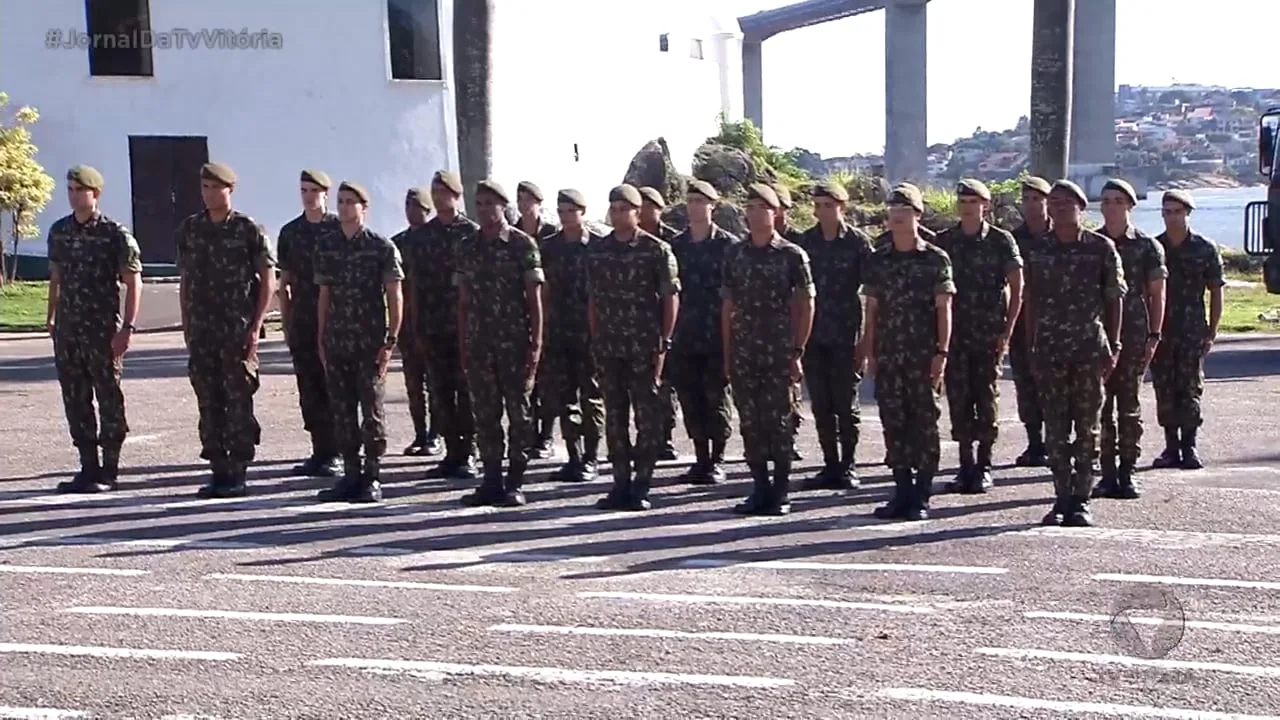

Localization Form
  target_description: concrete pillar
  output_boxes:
[742,37,764,131]
[884,0,927,185]
[452,0,494,210]
[712,32,745,123]
[1069,0,1116,166]
[1029,0,1074,181]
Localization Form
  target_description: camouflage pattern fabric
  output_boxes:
[391,225,431,438]
[1151,230,1226,430]
[540,227,605,447]
[520,219,560,442]
[1008,222,1052,428]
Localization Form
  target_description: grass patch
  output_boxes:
[1221,269,1280,333]
[0,281,48,331]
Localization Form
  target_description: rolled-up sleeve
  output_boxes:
[250,223,276,271]
[935,257,957,296]
[790,248,817,300]
[520,237,545,285]
[118,227,143,274]
[719,247,738,301]
[657,244,680,297]
[1000,231,1024,273]
[1102,245,1127,300]
[383,243,405,283]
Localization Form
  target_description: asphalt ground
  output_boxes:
[1,331,1280,719]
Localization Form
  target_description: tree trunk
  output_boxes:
[453,0,494,213]
[1029,0,1075,181]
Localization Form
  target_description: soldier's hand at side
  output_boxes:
[110,328,132,360]
[46,318,55,338]
[375,344,392,378]
[244,328,260,364]
[789,357,803,384]
[995,334,1011,365]
[318,342,328,373]
[1100,351,1118,379]
[525,344,541,388]
[653,351,666,386]
[929,355,945,391]
[1142,336,1160,370]
[1202,331,1217,355]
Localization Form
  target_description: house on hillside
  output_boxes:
[0,0,743,267]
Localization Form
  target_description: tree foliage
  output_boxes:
[0,91,55,282]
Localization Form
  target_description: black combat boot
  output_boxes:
[403,420,429,455]
[222,461,249,498]
[318,454,364,502]
[1180,427,1203,470]
[1151,427,1181,469]
[596,457,632,510]
[658,431,680,462]
[526,417,554,460]
[423,427,443,456]
[553,436,584,482]
[874,468,915,520]
[1065,472,1094,527]
[838,438,860,490]
[945,442,975,493]
[294,434,341,477]
[628,459,655,511]
[969,442,994,493]
[460,462,506,507]
[1041,469,1072,526]
[733,462,773,515]
[426,437,460,479]
[57,445,106,494]
[1016,424,1048,467]
[98,445,121,491]
[707,438,727,483]
[196,454,232,499]
[767,457,793,516]
[1092,454,1120,498]
[354,455,383,503]
[580,436,600,482]
[455,440,479,479]
[1115,459,1139,499]
[905,469,931,521]
[681,439,712,483]
[501,458,528,507]
[803,433,842,490]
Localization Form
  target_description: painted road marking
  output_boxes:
[0,708,89,719]
[1014,526,1280,549]
[203,572,517,594]
[122,433,164,445]
[676,559,1008,574]
[874,687,1280,719]
[1025,610,1280,635]
[66,606,407,625]
[578,591,934,614]
[488,623,850,645]
[1093,572,1280,591]
[974,647,1280,678]
[0,565,148,577]
[0,643,240,662]
[309,657,795,688]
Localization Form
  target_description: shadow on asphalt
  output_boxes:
[0,342,303,383]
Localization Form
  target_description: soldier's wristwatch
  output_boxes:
[122,323,136,333]
[1109,340,1122,354]
[384,335,398,348]
[791,346,805,360]
[659,337,672,353]
[1148,331,1162,341]
[935,348,948,358]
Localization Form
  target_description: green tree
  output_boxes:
[0,91,55,283]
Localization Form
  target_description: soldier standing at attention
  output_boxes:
[933,179,1024,494]
[391,188,442,458]
[408,171,478,481]
[1009,176,1053,466]
[541,189,606,482]
[176,162,275,499]
[797,181,873,491]
[1092,179,1167,500]
[1151,190,1222,470]
[314,182,404,502]
[589,184,680,511]
[277,169,342,478]
[46,166,143,494]
[638,186,682,462]
[1024,180,1125,526]
[769,182,806,461]
[859,184,954,522]
[455,181,544,507]
[670,180,739,484]
[723,183,815,516]
[515,181,559,460]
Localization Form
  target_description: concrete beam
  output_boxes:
[1069,0,1116,166]
[743,38,764,130]
[1029,0,1075,180]
[884,0,928,184]
[739,0,888,41]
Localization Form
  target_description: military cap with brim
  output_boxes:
[887,183,924,213]
[772,184,794,209]
[406,187,432,210]
[609,184,643,208]
[1050,179,1089,208]
[201,162,237,187]
[686,179,720,202]
[1102,178,1138,206]
[1162,189,1196,210]
[812,181,850,203]
[745,183,782,210]
[956,178,992,201]
[516,181,544,202]
[1021,176,1052,195]
[338,181,370,204]
[67,165,104,191]
[476,179,511,205]
[300,169,332,189]
[638,186,666,208]
[431,170,463,195]
[557,188,587,209]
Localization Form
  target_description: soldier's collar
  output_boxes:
[72,211,101,226]
[483,224,512,243]
[768,232,786,248]
[613,229,641,246]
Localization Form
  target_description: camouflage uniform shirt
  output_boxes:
[175,210,276,344]
[1155,230,1226,344]
[933,221,1023,350]
[587,229,680,359]
[315,227,403,351]
[453,225,544,352]
[277,212,340,340]
[721,234,815,368]
[541,227,600,348]
[863,238,955,361]
[671,224,739,356]
[1025,229,1127,361]
[47,213,143,338]
[1108,226,1169,347]
[798,222,873,346]
[402,214,477,340]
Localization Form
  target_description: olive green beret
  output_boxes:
[476,179,510,205]
[557,188,587,210]
[772,183,794,209]
[745,183,781,210]
[956,178,991,201]
[887,183,924,213]
[300,169,332,189]
[1162,189,1196,210]
[338,181,370,204]
[638,186,666,208]
[516,181,543,202]
[686,179,720,202]
[201,162,237,187]
[66,165,104,191]
[1021,176,1052,195]
[405,187,432,210]
[812,181,850,203]
[609,184,643,208]
[431,170,463,196]
[1050,179,1089,208]
[1102,178,1138,206]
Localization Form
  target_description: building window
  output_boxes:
[84,0,153,77]
[689,39,703,59]
[659,34,669,52]
[388,0,443,80]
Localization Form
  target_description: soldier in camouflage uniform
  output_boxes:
[403,171,478,480]
[176,162,276,498]
[589,184,681,511]
[455,180,545,507]
[860,184,955,522]
[278,169,342,478]
[638,186,682,462]
[797,181,873,490]
[541,189,606,482]
[1009,176,1054,466]
[1024,180,1125,527]
[670,180,738,484]
[933,179,1024,494]
[515,181,560,460]
[1151,190,1222,470]
[1092,179,1168,499]
[314,182,404,502]
[770,182,806,461]
[46,166,143,494]
[391,187,442,458]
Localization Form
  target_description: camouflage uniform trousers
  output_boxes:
[599,355,663,466]
[660,370,678,439]
[669,350,732,444]
[399,340,431,437]
[540,342,605,446]
[1037,359,1105,497]
[1100,350,1147,466]
[424,334,475,445]
[873,357,941,473]
[944,346,1001,445]
[731,362,795,465]
[1008,330,1042,427]
[1150,339,1207,430]
[325,347,388,458]
[803,343,861,462]
[467,346,533,469]
[54,331,128,450]
[286,327,335,454]
[187,340,261,464]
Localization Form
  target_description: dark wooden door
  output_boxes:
[128,135,208,264]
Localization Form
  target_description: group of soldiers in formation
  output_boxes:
[43,159,1226,527]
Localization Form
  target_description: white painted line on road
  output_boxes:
[0,643,240,662]
[974,647,1280,678]
[677,559,1008,575]
[122,433,164,445]
[204,572,517,594]
[30,536,267,551]
[0,708,89,719]
[874,687,1280,719]
[0,565,148,577]
[578,591,934,614]
[1093,572,1280,591]
[488,623,849,645]
[1013,526,1280,549]
[1025,610,1280,635]
[66,606,407,625]
[309,657,796,688]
